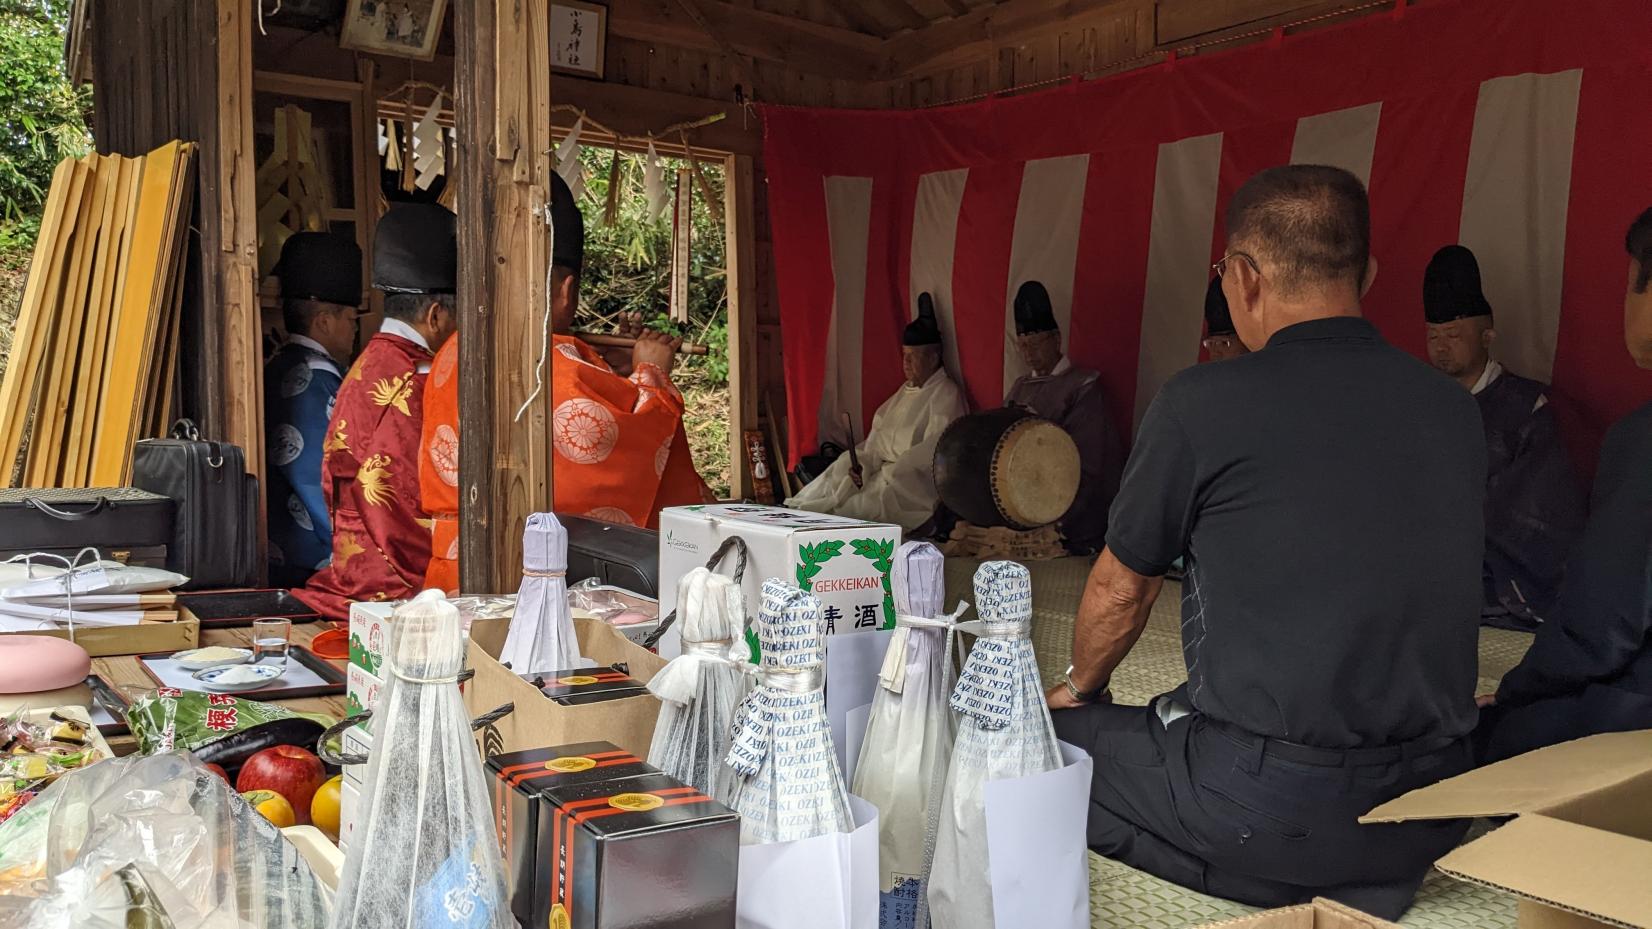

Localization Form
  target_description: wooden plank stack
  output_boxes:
[0,141,197,489]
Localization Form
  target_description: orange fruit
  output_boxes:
[241,789,296,828]
[310,775,343,839]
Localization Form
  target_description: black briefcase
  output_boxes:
[0,487,174,565]
[131,420,260,590]
[560,514,659,597]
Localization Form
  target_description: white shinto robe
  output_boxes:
[787,368,967,531]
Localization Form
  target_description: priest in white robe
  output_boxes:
[787,294,968,531]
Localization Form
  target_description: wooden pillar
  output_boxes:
[724,154,759,500]
[216,0,264,577]
[455,0,556,593]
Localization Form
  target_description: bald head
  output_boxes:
[1219,165,1375,350]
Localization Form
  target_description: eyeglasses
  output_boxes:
[1212,252,1261,278]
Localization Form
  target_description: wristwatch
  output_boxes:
[1061,664,1108,704]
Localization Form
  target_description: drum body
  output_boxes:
[933,408,1080,530]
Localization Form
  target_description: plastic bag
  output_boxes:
[926,561,1061,929]
[500,514,582,676]
[851,542,963,929]
[0,752,331,929]
[646,566,751,806]
[726,580,854,844]
[330,591,510,929]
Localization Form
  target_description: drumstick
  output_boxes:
[573,331,711,356]
[843,411,862,473]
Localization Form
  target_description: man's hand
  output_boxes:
[1046,682,1086,711]
[616,312,646,340]
[632,328,683,374]
[1476,693,1497,709]
[850,464,864,488]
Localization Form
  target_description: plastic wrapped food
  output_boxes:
[329,591,510,929]
[726,580,854,844]
[927,561,1061,929]
[646,566,751,805]
[851,542,964,928]
[0,752,331,929]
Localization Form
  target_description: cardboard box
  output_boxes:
[338,777,360,854]
[2,616,199,658]
[463,617,668,763]
[658,505,900,657]
[533,667,648,706]
[347,601,393,676]
[486,741,659,926]
[1199,899,1402,928]
[1363,730,1652,929]
[344,663,382,735]
[340,725,372,787]
[537,771,739,929]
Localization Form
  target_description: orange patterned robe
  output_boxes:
[294,332,434,619]
[419,334,704,591]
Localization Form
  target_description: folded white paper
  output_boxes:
[824,628,894,772]
[736,795,879,929]
[981,741,1093,929]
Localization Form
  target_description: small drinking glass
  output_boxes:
[252,617,292,667]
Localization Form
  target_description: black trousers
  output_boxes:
[1052,696,1473,921]
[1476,683,1652,764]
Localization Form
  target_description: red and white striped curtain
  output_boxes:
[762,0,1652,480]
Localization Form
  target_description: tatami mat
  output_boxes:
[942,557,1529,928]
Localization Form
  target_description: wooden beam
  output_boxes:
[724,154,758,501]
[884,0,1145,77]
[456,0,497,593]
[605,0,886,80]
[1157,0,1324,44]
[217,0,265,576]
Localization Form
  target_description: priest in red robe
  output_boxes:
[295,203,458,618]
[419,174,707,591]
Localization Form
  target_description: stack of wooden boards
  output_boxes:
[0,141,197,488]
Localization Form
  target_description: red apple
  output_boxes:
[203,762,230,783]
[235,745,327,825]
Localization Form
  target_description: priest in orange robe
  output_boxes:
[295,203,458,618]
[419,173,707,592]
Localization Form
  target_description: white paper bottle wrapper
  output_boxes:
[926,561,1061,929]
[500,512,582,676]
[726,579,855,844]
[329,591,512,929]
[647,566,752,806]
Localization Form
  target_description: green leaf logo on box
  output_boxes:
[849,537,897,629]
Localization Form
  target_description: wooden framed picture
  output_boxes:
[550,0,608,78]
[339,0,450,62]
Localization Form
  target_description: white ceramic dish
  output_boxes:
[191,663,283,692]
[172,647,253,671]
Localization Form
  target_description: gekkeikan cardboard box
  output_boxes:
[1198,898,1401,928]
[344,662,382,735]
[347,601,393,676]
[657,505,900,658]
[1363,730,1652,929]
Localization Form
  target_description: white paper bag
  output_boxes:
[736,795,880,929]
[981,742,1092,929]
[926,561,1062,929]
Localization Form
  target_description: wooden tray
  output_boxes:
[134,646,346,700]
[177,589,320,628]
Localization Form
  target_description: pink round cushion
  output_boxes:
[0,636,92,694]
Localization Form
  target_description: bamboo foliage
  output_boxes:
[0,141,197,488]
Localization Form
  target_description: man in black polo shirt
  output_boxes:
[1048,165,1483,920]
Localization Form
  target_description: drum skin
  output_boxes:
[934,408,1080,530]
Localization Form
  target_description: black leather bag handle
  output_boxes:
[24,497,110,521]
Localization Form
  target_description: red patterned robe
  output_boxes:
[294,332,434,619]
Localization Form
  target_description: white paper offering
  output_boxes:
[735,795,880,929]
[647,566,753,806]
[926,561,1062,929]
[499,513,582,676]
[329,592,511,929]
[0,560,186,598]
[726,580,855,845]
[850,542,960,929]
